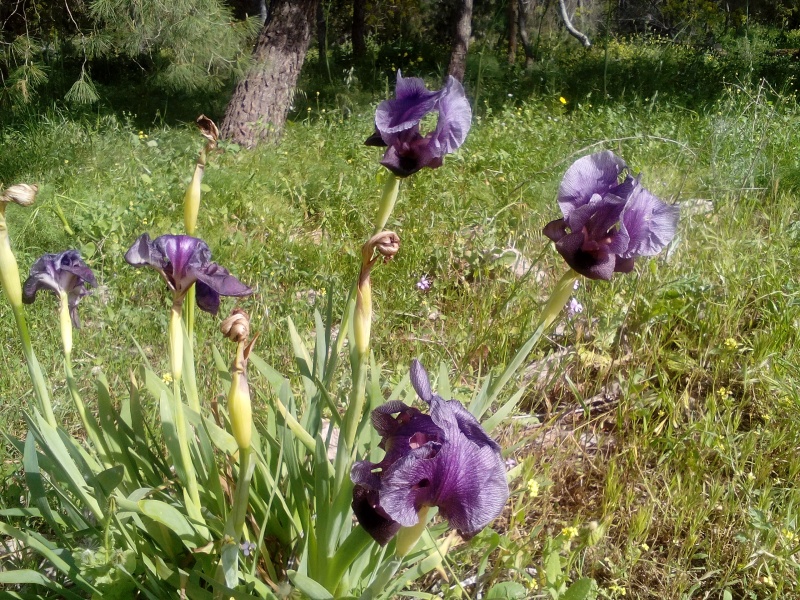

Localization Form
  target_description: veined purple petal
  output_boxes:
[23,250,96,328]
[410,359,434,403]
[380,398,508,537]
[155,235,211,295]
[125,233,252,314]
[351,360,508,545]
[429,76,472,157]
[620,184,680,258]
[558,151,627,220]
[375,71,442,141]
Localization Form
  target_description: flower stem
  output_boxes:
[342,350,369,453]
[487,269,580,404]
[0,211,56,426]
[59,293,109,464]
[169,300,203,523]
[373,174,401,234]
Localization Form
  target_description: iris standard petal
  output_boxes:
[124,233,165,271]
[558,151,628,220]
[429,76,472,157]
[375,71,442,140]
[620,184,680,258]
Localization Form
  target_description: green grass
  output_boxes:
[3,40,800,597]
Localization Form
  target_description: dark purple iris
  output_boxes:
[23,250,97,328]
[543,151,679,280]
[351,359,508,545]
[365,72,472,177]
[124,233,251,315]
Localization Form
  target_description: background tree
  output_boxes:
[220,0,319,146]
[448,0,474,81]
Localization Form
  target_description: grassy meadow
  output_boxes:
[2,36,800,598]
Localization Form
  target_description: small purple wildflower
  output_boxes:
[416,274,432,292]
[543,151,679,280]
[566,297,584,319]
[240,541,256,557]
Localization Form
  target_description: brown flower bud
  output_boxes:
[221,309,250,343]
[362,230,400,266]
[1,184,38,206]
[196,115,219,147]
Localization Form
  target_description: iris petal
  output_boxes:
[125,233,251,314]
[620,184,680,258]
[545,151,679,280]
[351,360,508,545]
[22,250,96,328]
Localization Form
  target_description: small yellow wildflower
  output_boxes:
[716,387,731,398]
[162,372,173,384]
[782,528,796,542]
[526,478,540,498]
[562,526,579,540]
[724,337,738,350]
[559,96,567,105]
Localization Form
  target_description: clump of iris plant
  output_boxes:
[23,250,97,330]
[543,150,679,280]
[351,359,508,550]
[366,71,472,178]
[125,232,251,523]
[124,233,251,315]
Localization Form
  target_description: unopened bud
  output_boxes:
[221,309,250,343]
[1,184,38,206]
[196,115,219,147]
[363,231,400,265]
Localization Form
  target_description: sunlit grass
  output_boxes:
[2,71,800,597]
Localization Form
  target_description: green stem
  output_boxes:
[0,210,55,425]
[229,447,254,540]
[11,304,57,427]
[373,174,401,234]
[342,350,368,453]
[169,301,203,523]
[487,269,579,404]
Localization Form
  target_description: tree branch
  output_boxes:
[557,0,591,48]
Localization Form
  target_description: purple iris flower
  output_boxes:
[365,71,472,177]
[351,359,508,545]
[543,151,679,280]
[124,233,251,315]
[22,250,96,328]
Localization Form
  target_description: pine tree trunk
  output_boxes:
[220,0,318,147]
[352,0,366,59]
[447,0,473,81]
[507,0,518,64]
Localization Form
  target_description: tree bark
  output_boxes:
[220,0,318,147]
[518,0,536,67]
[507,0,518,64]
[447,0,473,81]
[557,0,591,47]
[352,0,366,59]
